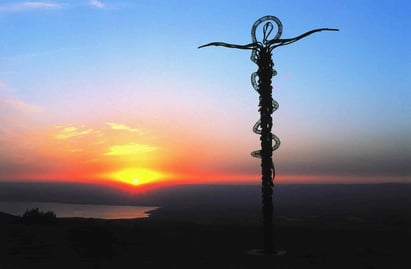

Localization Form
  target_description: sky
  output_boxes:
[0,0,410,188]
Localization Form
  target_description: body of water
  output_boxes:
[0,201,159,219]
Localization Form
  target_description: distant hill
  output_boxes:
[0,182,409,218]
[0,212,17,223]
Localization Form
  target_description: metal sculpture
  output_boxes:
[199,15,338,255]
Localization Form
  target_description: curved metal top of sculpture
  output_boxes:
[199,15,338,54]
[199,15,338,167]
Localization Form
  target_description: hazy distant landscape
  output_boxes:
[1,182,409,223]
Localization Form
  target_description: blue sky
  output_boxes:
[0,0,410,184]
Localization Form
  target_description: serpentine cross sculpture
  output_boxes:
[199,15,338,255]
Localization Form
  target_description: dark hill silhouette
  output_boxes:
[0,182,409,268]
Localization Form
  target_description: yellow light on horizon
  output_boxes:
[108,168,165,186]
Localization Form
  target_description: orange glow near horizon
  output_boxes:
[18,122,263,187]
[1,120,406,188]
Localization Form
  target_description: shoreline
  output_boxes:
[0,201,159,220]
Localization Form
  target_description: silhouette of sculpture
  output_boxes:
[199,15,338,255]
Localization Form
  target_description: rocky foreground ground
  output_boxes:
[0,209,409,269]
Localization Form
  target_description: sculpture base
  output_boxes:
[247,249,286,256]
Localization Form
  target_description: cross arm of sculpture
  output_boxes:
[268,27,339,48]
[198,27,338,50]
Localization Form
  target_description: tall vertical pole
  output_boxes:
[258,47,275,253]
[199,16,338,255]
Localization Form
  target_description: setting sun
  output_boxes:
[106,168,166,186]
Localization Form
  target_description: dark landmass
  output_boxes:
[0,183,410,268]
[1,182,410,211]
[1,182,408,224]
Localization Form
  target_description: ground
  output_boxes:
[0,211,409,269]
